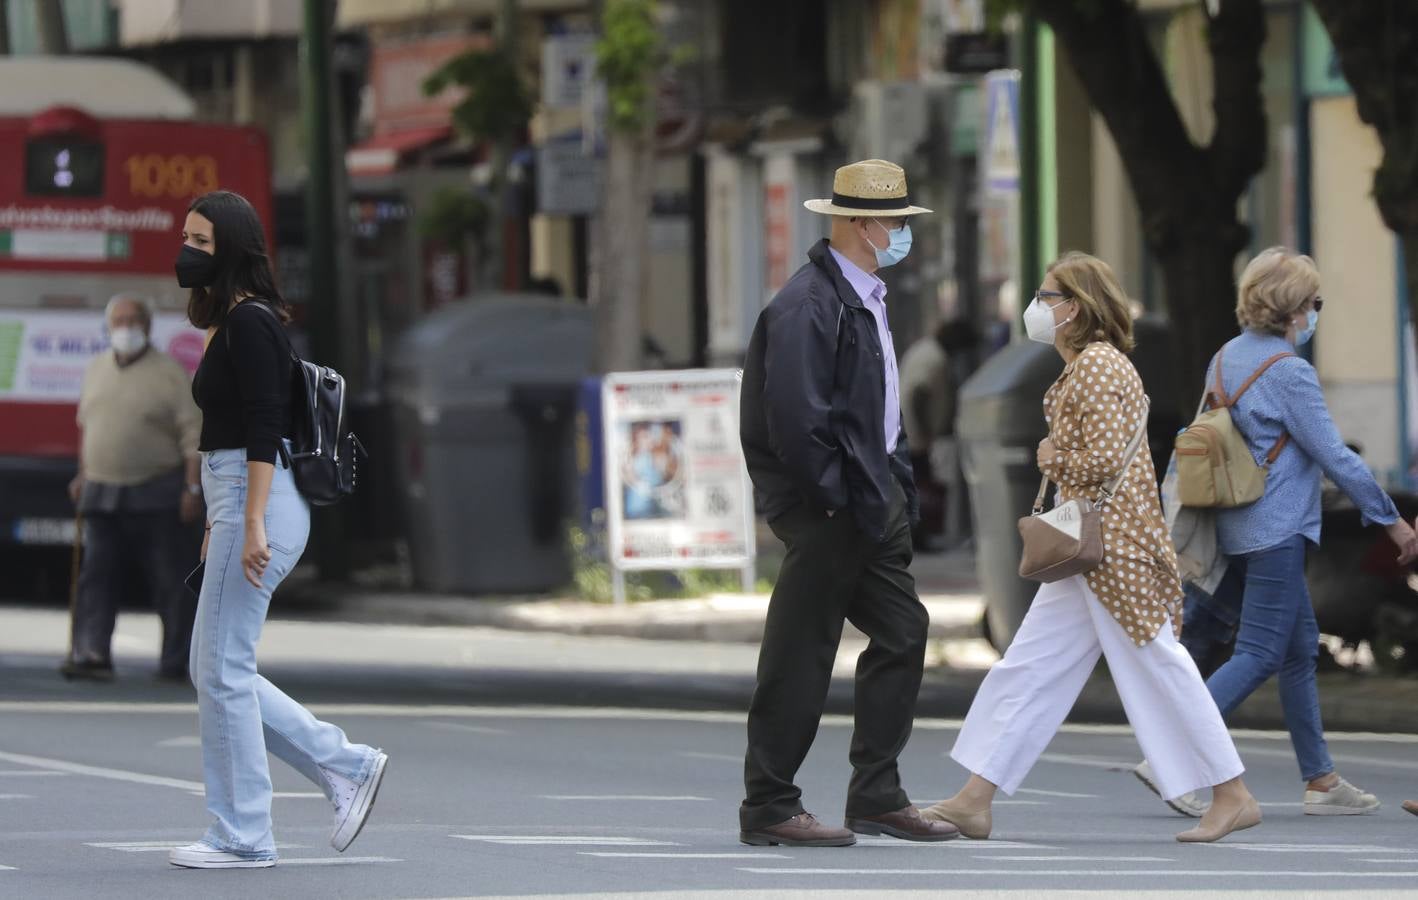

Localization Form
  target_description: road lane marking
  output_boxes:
[421,721,510,736]
[0,864,13,871]
[1036,753,1132,770]
[975,861,1174,867]
[679,751,741,762]
[88,841,303,853]
[1218,845,1410,854]
[155,736,202,748]
[0,794,32,800]
[2,702,1414,744]
[540,795,712,802]
[992,800,1047,806]
[1017,788,1098,799]
[581,852,790,859]
[278,857,402,866]
[452,835,678,846]
[184,790,326,799]
[0,770,68,777]
[737,868,1418,877]
[0,750,202,792]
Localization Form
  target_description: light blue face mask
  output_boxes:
[1295,309,1318,346]
[872,220,912,268]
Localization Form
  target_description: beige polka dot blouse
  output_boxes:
[1040,342,1183,646]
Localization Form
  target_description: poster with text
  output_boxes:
[602,370,755,569]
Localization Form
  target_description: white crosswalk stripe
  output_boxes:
[452,835,678,846]
[87,841,303,853]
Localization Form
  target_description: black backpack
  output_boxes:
[227,301,367,506]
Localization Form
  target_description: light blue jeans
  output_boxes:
[193,446,378,858]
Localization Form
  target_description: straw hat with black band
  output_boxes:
[804,159,932,218]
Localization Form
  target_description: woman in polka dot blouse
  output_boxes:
[921,252,1261,844]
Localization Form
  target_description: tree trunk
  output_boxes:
[34,0,68,53]
[1156,235,1247,409]
[594,123,655,373]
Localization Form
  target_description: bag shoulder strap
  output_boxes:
[1032,397,1151,514]
[1208,347,1293,465]
[224,299,300,364]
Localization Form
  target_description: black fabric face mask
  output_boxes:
[175,244,218,288]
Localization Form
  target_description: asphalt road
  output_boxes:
[4,608,1418,900]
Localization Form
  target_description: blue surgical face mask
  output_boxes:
[872,220,912,268]
[1295,309,1318,346]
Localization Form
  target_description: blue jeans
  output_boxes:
[1201,535,1334,782]
[193,447,378,857]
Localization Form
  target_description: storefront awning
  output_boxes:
[345,125,454,177]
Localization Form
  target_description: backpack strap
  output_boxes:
[1212,347,1293,466]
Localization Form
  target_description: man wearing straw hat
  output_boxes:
[737,159,955,847]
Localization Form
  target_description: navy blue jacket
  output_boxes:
[740,239,917,542]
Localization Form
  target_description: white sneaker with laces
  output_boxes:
[168,842,276,869]
[1304,776,1380,815]
[1133,760,1209,818]
[326,751,389,852]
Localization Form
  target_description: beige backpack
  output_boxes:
[1174,348,1292,509]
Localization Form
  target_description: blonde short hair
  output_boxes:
[1236,247,1319,336]
[1047,251,1136,354]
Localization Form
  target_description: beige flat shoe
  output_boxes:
[1402,800,1418,817]
[1176,796,1261,843]
[919,799,991,840]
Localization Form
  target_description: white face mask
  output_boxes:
[1023,295,1073,345]
[110,326,148,356]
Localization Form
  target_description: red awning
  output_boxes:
[345,125,454,177]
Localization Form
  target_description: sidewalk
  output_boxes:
[278,544,989,646]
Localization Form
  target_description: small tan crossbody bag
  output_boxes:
[1018,399,1150,584]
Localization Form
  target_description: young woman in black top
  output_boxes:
[169,191,388,870]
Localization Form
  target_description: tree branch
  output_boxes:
[1203,0,1268,198]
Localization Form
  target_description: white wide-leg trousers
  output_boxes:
[952,575,1243,800]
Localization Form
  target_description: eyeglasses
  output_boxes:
[1034,290,1073,305]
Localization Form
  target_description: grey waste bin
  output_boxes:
[388,294,594,594]
[959,317,1182,651]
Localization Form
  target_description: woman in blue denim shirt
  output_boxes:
[1137,248,1418,819]
[167,192,390,869]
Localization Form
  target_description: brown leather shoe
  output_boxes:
[740,812,857,847]
[847,805,960,842]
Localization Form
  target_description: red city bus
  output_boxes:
[0,57,272,570]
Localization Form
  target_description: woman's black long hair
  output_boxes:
[185,190,290,329]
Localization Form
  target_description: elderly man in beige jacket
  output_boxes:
[63,294,203,682]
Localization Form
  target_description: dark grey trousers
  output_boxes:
[71,511,197,673]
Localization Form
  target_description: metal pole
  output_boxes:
[0,0,12,55]
[300,0,347,577]
[1017,13,1041,299]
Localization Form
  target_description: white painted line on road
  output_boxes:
[1220,845,1410,854]
[452,835,679,846]
[581,852,790,859]
[0,794,32,800]
[540,795,712,802]
[278,857,403,866]
[992,800,1047,806]
[1036,753,1132,770]
[975,861,1174,867]
[87,841,304,853]
[184,790,326,799]
[1017,788,1098,799]
[3,701,1417,744]
[0,864,13,871]
[0,770,68,777]
[737,868,1418,877]
[1258,802,1303,808]
[1238,744,1418,772]
[155,736,202,748]
[855,839,1054,850]
[0,750,203,792]
[421,721,510,736]
[679,751,741,763]
[1363,859,1418,864]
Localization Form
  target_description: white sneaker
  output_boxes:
[1133,760,1209,818]
[168,842,276,869]
[1304,776,1380,815]
[326,751,389,852]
